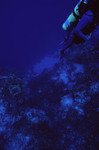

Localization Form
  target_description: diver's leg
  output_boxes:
[60,21,78,56]
[60,30,75,55]
[74,10,94,40]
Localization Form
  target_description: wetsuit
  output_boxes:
[61,0,99,55]
[87,0,99,22]
[87,0,99,14]
[74,0,99,40]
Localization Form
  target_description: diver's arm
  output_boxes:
[74,28,87,40]
[74,10,94,40]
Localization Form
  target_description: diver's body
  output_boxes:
[61,0,99,55]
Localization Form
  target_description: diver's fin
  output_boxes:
[57,36,69,48]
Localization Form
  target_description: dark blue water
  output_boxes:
[0,0,77,72]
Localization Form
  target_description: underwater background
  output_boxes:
[0,0,76,72]
[0,0,99,150]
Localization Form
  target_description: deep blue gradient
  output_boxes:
[0,0,77,71]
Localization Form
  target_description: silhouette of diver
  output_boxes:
[60,0,99,56]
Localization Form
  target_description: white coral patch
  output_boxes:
[61,95,73,107]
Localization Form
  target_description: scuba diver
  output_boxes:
[60,0,99,56]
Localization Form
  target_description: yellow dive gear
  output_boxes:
[62,0,88,31]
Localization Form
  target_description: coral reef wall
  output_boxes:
[0,27,99,150]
